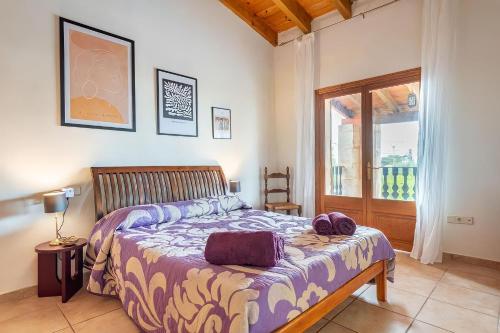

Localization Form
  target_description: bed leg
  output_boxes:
[375,260,387,302]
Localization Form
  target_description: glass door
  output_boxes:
[366,82,419,251]
[316,68,420,251]
[322,91,365,225]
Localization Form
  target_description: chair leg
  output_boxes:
[286,210,290,215]
[297,207,302,217]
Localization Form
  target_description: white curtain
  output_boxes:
[294,33,315,217]
[411,0,458,264]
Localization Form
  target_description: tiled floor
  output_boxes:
[308,251,500,333]
[0,251,498,333]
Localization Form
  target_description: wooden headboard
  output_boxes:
[91,166,227,221]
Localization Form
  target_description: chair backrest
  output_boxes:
[264,166,290,204]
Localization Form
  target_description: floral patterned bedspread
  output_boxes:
[85,196,395,333]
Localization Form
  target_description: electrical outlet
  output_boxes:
[61,187,74,198]
[462,216,474,225]
[447,216,474,225]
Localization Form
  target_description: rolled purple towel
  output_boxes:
[312,214,334,235]
[205,231,285,267]
[328,212,357,236]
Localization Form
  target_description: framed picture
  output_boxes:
[59,17,136,131]
[156,69,198,137]
[212,107,231,139]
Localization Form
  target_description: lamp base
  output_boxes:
[49,236,78,247]
[49,239,61,246]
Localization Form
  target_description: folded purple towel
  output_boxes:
[328,212,357,236]
[205,231,285,267]
[312,214,333,235]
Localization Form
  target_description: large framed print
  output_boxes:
[156,69,198,137]
[60,17,136,131]
[212,107,231,139]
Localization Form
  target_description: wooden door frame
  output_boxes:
[315,68,421,249]
[315,85,365,219]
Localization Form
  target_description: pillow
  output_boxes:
[216,194,252,213]
[108,196,250,231]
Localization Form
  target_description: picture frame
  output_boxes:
[59,17,136,131]
[212,107,231,139]
[156,69,198,137]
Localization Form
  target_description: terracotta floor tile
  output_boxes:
[57,289,122,325]
[446,261,500,280]
[441,270,500,296]
[323,296,355,320]
[396,260,446,281]
[0,294,59,322]
[406,320,451,333]
[72,309,139,333]
[417,299,498,333]
[352,284,370,297]
[395,251,449,272]
[0,305,69,333]
[333,300,412,333]
[430,282,500,317]
[391,269,438,297]
[358,285,427,318]
[305,318,329,333]
[319,321,356,333]
[55,328,75,333]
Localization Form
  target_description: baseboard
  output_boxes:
[0,285,37,303]
[443,252,500,270]
[0,270,91,303]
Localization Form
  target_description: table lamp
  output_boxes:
[43,191,76,246]
[229,180,241,194]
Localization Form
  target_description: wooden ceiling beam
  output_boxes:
[219,0,278,46]
[374,90,403,113]
[271,0,312,33]
[332,0,352,19]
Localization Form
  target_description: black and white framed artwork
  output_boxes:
[212,107,231,139]
[156,69,198,136]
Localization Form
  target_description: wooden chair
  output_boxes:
[264,167,302,216]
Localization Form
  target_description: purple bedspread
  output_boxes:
[85,195,395,333]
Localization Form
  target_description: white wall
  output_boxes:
[274,0,422,172]
[274,0,500,261]
[0,0,275,294]
[444,0,500,261]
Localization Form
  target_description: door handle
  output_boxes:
[367,162,382,181]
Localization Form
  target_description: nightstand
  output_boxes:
[35,238,87,303]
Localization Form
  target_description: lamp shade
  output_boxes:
[229,180,241,193]
[43,191,67,213]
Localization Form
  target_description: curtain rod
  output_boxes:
[278,0,400,47]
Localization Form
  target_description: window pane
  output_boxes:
[324,93,362,197]
[372,82,419,201]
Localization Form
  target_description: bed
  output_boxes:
[85,166,395,333]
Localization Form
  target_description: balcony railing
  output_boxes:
[331,165,343,195]
[331,166,417,200]
[381,166,417,200]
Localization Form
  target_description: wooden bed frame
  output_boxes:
[91,165,388,333]
[91,166,228,220]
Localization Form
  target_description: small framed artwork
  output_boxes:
[60,17,136,131]
[212,107,231,139]
[156,69,198,137]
